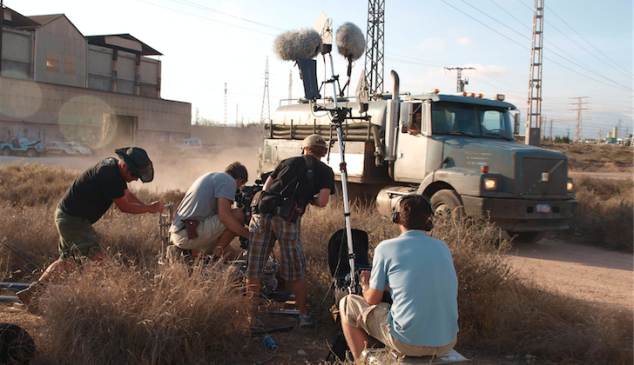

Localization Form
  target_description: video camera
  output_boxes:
[234,172,273,249]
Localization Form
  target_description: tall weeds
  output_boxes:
[42,261,249,365]
[1,164,632,364]
[570,177,633,251]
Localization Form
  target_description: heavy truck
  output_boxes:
[258,71,578,243]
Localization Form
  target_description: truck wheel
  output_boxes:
[2,147,11,156]
[61,150,67,156]
[430,190,464,217]
[27,149,36,158]
[506,231,546,243]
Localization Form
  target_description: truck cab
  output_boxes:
[259,77,577,243]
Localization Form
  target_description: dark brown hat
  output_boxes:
[115,147,154,183]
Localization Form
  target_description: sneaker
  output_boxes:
[299,313,316,328]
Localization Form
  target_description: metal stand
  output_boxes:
[316,53,358,292]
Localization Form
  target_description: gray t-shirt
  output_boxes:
[172,172,237,230]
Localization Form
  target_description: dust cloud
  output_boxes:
[131,146,262,193]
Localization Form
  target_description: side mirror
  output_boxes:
[513,111,520,135]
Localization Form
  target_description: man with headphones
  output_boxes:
[339,194,459,360]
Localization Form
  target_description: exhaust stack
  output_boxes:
[384,71,400,161]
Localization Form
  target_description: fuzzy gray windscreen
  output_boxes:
[274,29,323,60]
[336,23,365,61]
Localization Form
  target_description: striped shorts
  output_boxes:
[246,213,306,282]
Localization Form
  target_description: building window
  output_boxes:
[46,51,59,72]
[64,55,76,75]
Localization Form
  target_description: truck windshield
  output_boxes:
[431,101,514,140]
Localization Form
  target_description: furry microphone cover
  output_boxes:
[336,22,365,61]
[274,29,323,60]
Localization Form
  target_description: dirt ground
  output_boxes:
[503,235,633,311]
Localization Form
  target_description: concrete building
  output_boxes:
[0,6,191,153]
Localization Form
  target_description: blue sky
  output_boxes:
[9,0,633,139]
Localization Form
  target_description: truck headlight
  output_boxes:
[567,181,573,191]
[484,178,497,190]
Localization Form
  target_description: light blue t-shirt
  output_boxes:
[369,230,459,347]
[172,172,237,230]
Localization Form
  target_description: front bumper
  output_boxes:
[461,196,578,232]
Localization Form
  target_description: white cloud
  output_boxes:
[417,37,446,50]
[456,37,473,46]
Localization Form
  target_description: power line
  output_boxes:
[489,0,531,31]
[454,0,632,91]
[440,0,632,92]
[545,4,634,78]
[174,0,287,32]
[133,0,278,36]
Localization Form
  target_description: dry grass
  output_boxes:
[1,163,632,364]
[568,177,633,251]
[542,142,634,172]
[39,261,249,365]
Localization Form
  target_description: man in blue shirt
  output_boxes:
[339,194,459,360]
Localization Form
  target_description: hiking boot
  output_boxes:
[16,281,45,314]
[299,313,316,328]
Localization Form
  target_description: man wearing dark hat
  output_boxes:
[17,147,163,311]
[246,134,335,328]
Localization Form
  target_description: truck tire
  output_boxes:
[26,149,36,158]
[2,147,11,156]
[506,231,546,244]
[430,190,464,217]
[61,150,67,156]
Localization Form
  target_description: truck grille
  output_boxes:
[521,158,567,197]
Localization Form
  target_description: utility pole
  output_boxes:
[0,0,4,74]
[526,0,544,147]
[224,83,228,125]
[236,103,239,126]
[550,119,553,142]
[598,129,601,145]
[540,115,546,140]
[444,67,475,93]
[617,118,622,139]
[364,0,385,97]
[288,69,292,101]
[566,127,570,141]
[260,57,270,124]
[569,96,590,143]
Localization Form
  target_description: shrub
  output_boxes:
[568,177,633,251]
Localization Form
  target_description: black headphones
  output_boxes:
[391,194,434,231]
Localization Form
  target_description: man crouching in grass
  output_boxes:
[339,195,459,361]
[17,147,164,313]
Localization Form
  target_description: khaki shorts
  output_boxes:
[169,215,227,251]
[55,208,100,261]
[339,295,457,357]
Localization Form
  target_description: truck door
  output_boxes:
[393,101,430,182]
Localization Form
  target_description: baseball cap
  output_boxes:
[115,147,154,183]
[302,134,327,148]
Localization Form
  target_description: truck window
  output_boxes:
[432,102,513,140]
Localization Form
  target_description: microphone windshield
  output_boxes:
[336,23,365,61]
[274,29,323,61]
